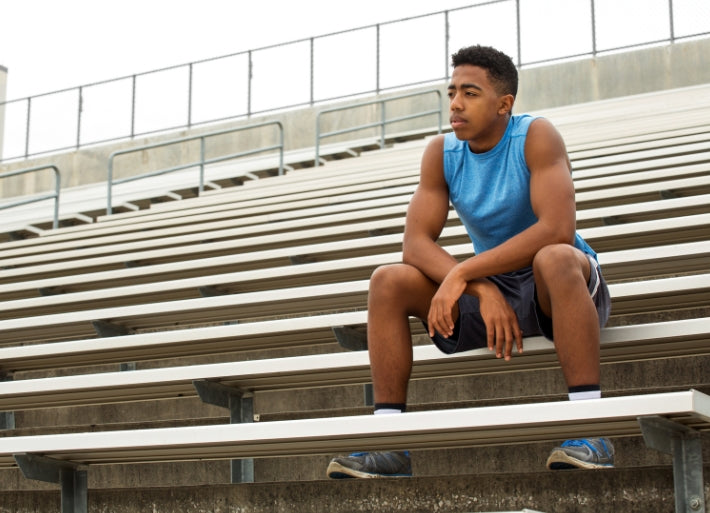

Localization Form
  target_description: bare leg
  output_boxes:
[367,263,438,404]
[532,244,600,388]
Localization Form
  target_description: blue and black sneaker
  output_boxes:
[546,437,614,470]
[327,451,412,479]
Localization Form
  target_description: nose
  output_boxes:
[449,90,463,111]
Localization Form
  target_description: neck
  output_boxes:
[467,113,511,154]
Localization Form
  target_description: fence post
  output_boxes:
[24,97,31,159]
[130,75,137,139]
[76,86,83,150]
[187,63,193,128]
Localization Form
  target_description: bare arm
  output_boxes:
[402,135,497,293]
[401,135,456,282]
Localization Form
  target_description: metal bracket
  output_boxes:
[14,453,87,513]
[0,372,15,430]
[199,286,227,297]
[91,320,133,337]
[601,216,622,226]
[638,415,706,512]
[193,380,254,483]
[332,325,368,351]
[289,254,316,265]
[38,286,62,296]
[660,189,678,199]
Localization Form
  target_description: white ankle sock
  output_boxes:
[374,408,403,415]
[568,389,601,401]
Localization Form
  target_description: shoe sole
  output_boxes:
[546,449,614,470]
[326,461,412,479]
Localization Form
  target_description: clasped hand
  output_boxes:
[427,272,523,360]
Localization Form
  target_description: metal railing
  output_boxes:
[106,121,283,215]
[315,89,443,166]
[0,165,61,229]
[2,0,708,162]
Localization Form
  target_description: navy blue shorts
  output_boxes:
[427,254,611,354]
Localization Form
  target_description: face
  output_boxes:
[447,64,513,151]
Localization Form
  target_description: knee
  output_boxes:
[369,264,411,296]
[532,244,583,282]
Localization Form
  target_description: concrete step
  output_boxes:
[0,465,706,512]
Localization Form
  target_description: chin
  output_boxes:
[451,127,472,140]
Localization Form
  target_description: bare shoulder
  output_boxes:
[419,134,447,185]
[527,117,565,146]
[525,117,570,170]
[421,134,446,162]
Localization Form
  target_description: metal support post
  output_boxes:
[193,380,254,483]
[0,372,14,430]
[14,454,87,513]
[332,325,367,351]
[639,415,706,513]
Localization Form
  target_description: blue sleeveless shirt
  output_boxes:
[443,114,596,259]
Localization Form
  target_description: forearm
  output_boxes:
[402,235,458,285]
[451,220,573,283]
[402,235,496,298]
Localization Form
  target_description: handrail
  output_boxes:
[0,165,61,230]
[106,121,284,215]
[3,1,706,163]
[314,89,442,166]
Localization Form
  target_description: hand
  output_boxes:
[427,270,467,339]
[476,282,523,360]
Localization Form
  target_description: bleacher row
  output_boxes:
[0,83,709,512]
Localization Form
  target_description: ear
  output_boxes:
[497,94,514,115]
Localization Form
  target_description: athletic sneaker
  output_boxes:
[327,451,412,478]
[546,437,615,470]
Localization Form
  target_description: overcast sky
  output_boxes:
[0,0,479,101]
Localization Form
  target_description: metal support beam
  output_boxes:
[14,454,87,513]
[363,383,374,407]
[639,415,706,513]
[332,325,368,351]
[0,372,14,430]
[198,286,227,297]
[193,380,254,483]
[91,320,133,337]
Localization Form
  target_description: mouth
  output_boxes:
[450,116,467,129]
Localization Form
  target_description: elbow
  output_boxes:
[402,235,425,268]
[402,241,417,267]
[541,220,576,247]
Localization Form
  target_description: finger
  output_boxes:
[516,327,524,354]
[440,310,454,337]
[495,324,505,359]
[503,324,514,361]
[427,309,436,337]
[428,305,447,338]
[485,320,495,351]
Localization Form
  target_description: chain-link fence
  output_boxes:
[1,0,708,161]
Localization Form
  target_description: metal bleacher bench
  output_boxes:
[0,250,707,345]
[0,237,707,320]
[2,163,708,257]
[0,191,708,282]
[0,137,708,262]
[0,388,707,513]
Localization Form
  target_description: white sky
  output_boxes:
[0,0,478,101]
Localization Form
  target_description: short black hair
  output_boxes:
[451,45,518,98]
